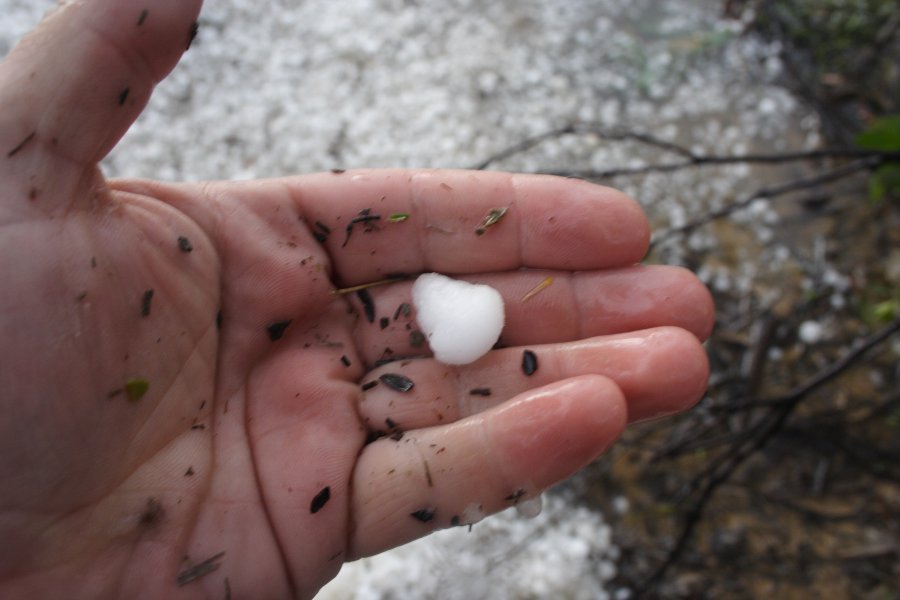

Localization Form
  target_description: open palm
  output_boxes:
[0,1,713,598]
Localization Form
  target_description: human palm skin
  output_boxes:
[0,1,714,598]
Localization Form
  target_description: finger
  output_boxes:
[359,326,709,431]
[288,170,649,285]
[347,265,714,366]
[348,374,627,559]
[0,0,202,201]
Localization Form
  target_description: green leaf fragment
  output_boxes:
[855,115,900,152]
[388,213,410,223]
[125,378,149,402]
[869,173,886,202]
[873,300,900,323]
[475,207,508,235]
[868,164,900,203]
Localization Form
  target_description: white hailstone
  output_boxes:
[461,502,488,525]
[515,495,544,519]
[611,495,631,515]
[798,320,825,345]
[412,273,505,365]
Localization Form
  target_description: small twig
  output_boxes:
[331,275,408,296]
[708,396,807,413]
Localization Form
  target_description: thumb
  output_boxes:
[0,0,201,195]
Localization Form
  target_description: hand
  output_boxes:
[0,1,713,598]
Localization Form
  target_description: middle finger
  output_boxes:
[347,264,713,367]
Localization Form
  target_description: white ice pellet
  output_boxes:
[412,273,505,365]
[514,495,544,519]
[798,320,825,345]
[612,495,631,515]
[461,502,488,525]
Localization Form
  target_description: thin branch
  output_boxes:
[470,123,698,170]
[715,390,898,414]
[470,125,578,170]
[771,317,900,409]
[651,157,880,247]
[651,406,758,462]
[471,121,900,175]
[745,316,779,398]
[542,149,896,180]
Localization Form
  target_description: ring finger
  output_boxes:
[358,325,709,432]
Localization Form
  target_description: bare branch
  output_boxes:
[470,122,698,170]
[471,121,900,177]
[651,157,880,247]
[767,317,900,408]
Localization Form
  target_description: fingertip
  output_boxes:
[567,264,715,341]
[515,174,650,269]
[670,266,716,341]
[486,374,627,490]
[627,326,710,423]
[624,265,716,341]
[665,325,711,405]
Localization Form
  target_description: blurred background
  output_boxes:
[2,0,898,598]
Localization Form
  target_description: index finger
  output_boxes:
[289,170,649,285]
